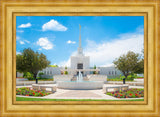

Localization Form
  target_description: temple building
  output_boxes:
[70,25,90,75]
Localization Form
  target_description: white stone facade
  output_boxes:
[70,55,90,75]
[98,66,122,78]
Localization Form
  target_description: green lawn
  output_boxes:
[16,97,144,101]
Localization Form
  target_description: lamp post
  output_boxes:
[123,78,125,84]
[36,78,38,84]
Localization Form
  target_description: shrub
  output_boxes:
[64,71,68,75]
[38,72,44,78]
[23,72,33,79]
[28,77,34,80]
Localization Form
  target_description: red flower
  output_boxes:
[135,94,138,96]
[33,93,35,95]
[129,93,132,96]
[120,94,123,96]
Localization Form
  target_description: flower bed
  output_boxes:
[16,87,51,97]
[106,88,144,98]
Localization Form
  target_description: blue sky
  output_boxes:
[16,16,144,67]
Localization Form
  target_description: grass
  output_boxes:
[16,97,144,101]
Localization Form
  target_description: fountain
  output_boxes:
[57,71,104,90]
[77,71,83,82]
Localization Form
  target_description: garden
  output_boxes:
[19,72,54,81]
[106,88,144,98]
[16,87,52,97]
[107,74,144,81]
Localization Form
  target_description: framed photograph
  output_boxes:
[0,0,160,117]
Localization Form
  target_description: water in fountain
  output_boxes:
[77,71,83,82]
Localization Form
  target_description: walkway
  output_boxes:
[43,89,117,99]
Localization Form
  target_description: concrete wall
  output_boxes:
[54,75,73,81]
[134,79,144,82]
[87,75,107,81]
[16,81,55,86]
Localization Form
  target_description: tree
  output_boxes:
[16,48,50,81]
[134,59,144,74]
[134,49,144,74]
[113,51,140,84]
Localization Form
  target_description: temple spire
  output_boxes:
[79,24,81,48]
[78,24,83,56]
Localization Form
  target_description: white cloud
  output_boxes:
[16,36,30,44]
[24,40,30,43]
[84,33,144,67]
[67,40,76,44]
[136,25,144,33]
[17,30,24,33]
[16,51,22,55]
[20,41,25,44]
[38,48,42,50]
[16,36,20,40]
[37,37,54,50]
[18,23,31,28]
[42,19,67,31]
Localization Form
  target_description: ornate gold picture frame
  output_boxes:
[0,0,159,116]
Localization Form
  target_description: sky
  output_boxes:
[16,16,144,67]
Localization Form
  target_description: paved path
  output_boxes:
[42,89,117,99]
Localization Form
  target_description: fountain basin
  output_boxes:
[57,81,104,90]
